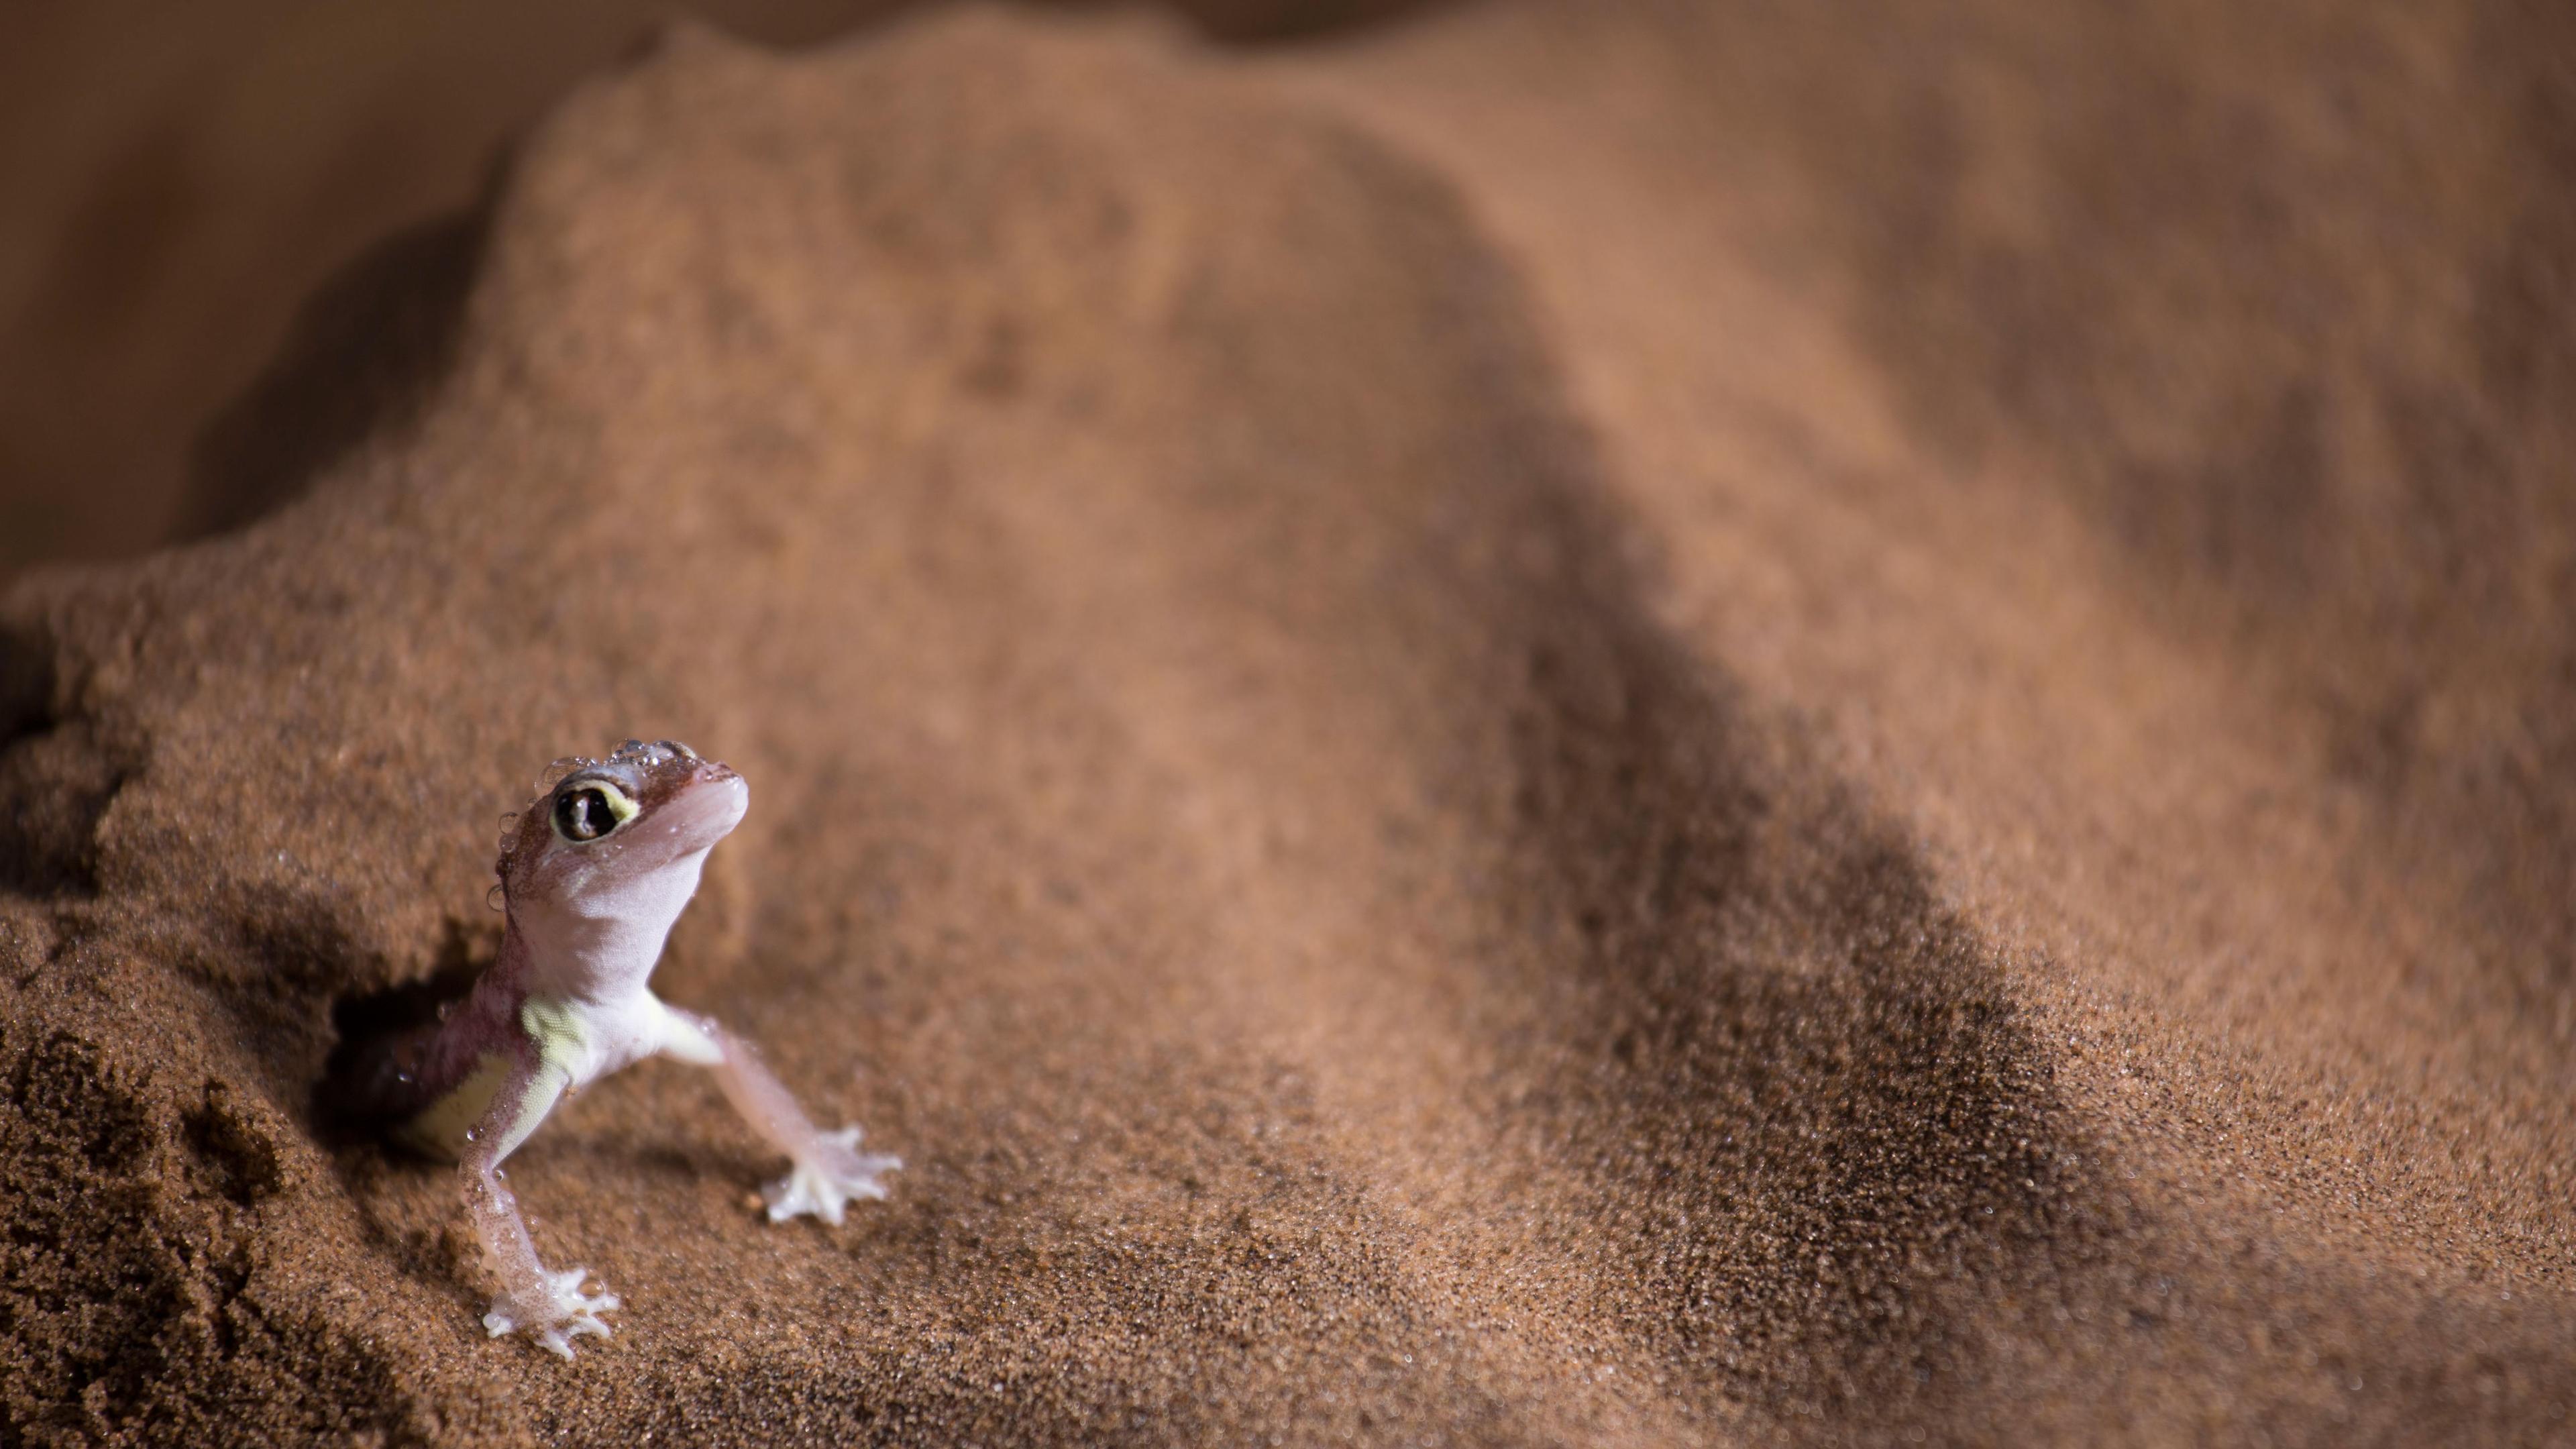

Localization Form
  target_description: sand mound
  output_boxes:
[2,6,2569,1445]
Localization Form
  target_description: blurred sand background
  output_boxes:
[0,0,1426,576]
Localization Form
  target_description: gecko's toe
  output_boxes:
[484,1267,620,1358]
[762,1124,902,1226]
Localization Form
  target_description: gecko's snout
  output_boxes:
[680,756,745,806]
[587,737,748,846]
[670,757,750,837]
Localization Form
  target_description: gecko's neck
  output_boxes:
[503,849,714,1002]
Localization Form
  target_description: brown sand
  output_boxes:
[3,4,2572,1445]
[0,0,1437,578]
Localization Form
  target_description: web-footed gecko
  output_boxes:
[331,739,898,1357]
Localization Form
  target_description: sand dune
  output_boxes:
[1,6,2569,1444]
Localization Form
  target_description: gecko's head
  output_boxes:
[496,739,749,919]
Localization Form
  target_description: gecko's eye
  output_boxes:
[551,780,638,844]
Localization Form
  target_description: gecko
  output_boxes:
[329,739,899,1357]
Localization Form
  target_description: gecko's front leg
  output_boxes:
[657,1006,901,1224]
[459,1048,620,1358]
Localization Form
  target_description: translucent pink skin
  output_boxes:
[368,741,898,1358]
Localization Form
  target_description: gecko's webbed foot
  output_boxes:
[764,1125,902,1226]
[484,1265,621,1359]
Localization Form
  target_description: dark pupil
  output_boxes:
[555,788,616,841]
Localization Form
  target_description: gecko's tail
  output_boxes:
[315,965,473,1150]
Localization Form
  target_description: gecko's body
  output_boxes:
[331,739,897,1357]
